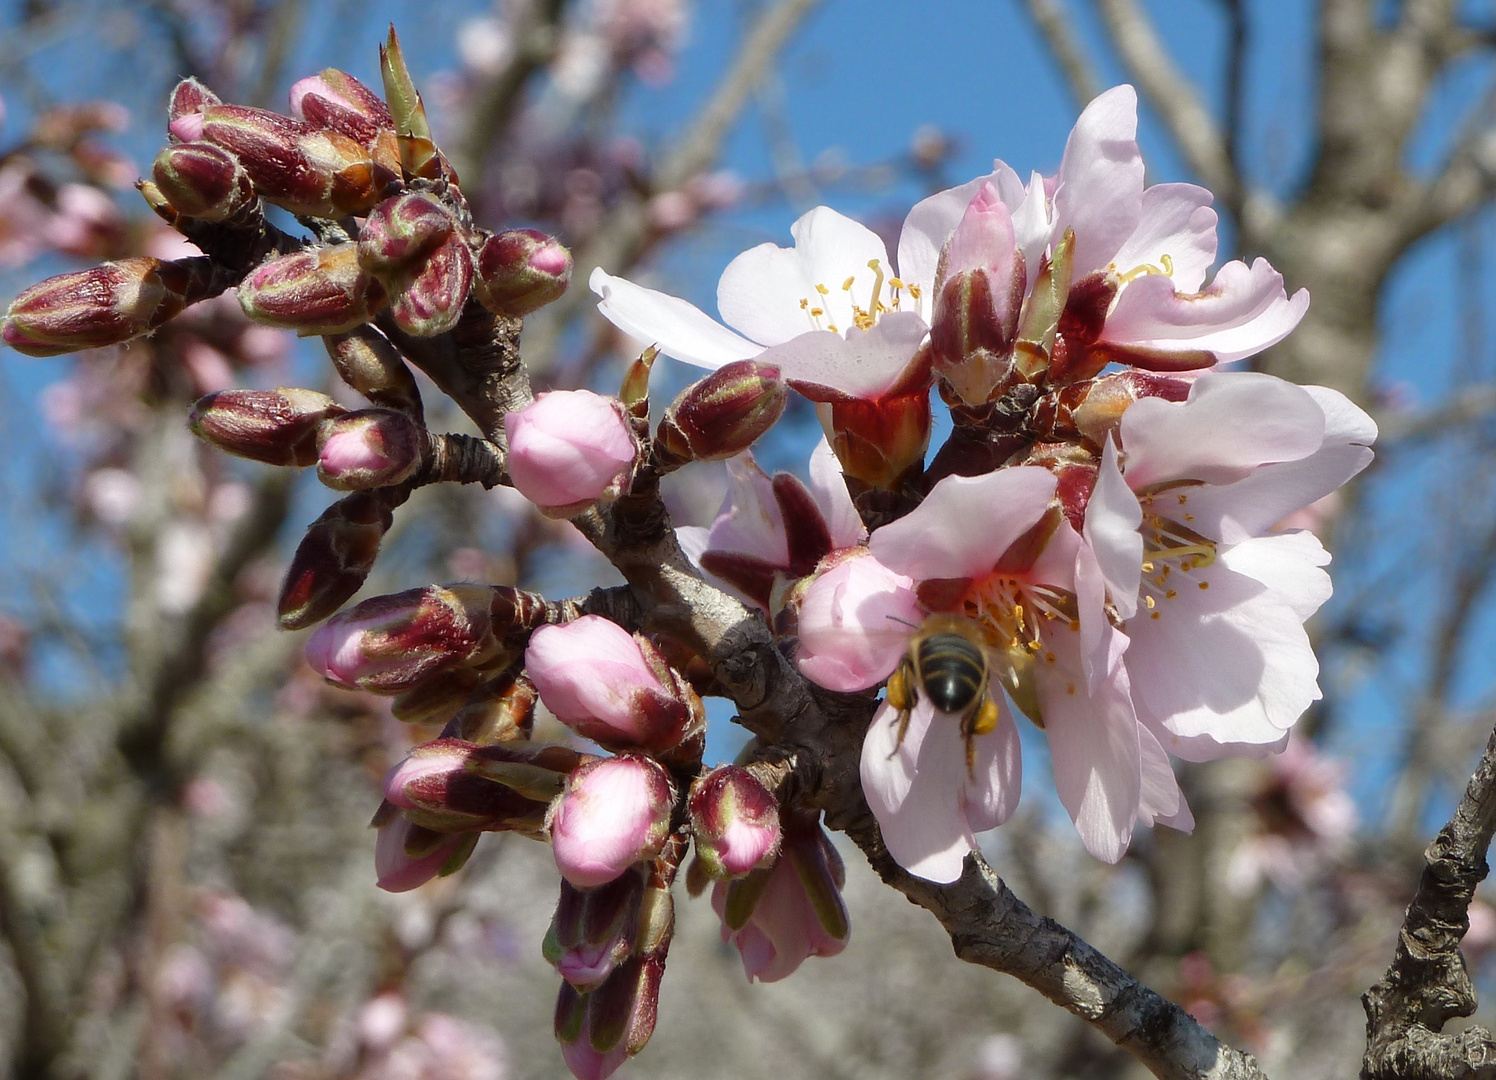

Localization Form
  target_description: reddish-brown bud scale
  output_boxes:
[357,191,455,276]
[929,266,1023,406]
[323,327,423,418]
[193,104,388,218]
[277,491,394,629]
[168,77,221,129]
[4,256,211,357]
[446,671,538,744]
[1031,370,1192,448]
[189,387,344,466]
[392,667,484,725]
[1046,271,1118,386]
[316,408,424,490]
[656,361,786,466]
[152,142,256,222]
[238,243,385,336]
[386,233,474,337]
[291,69,394,148]
[827,390,932,492]
[472,229,572,317]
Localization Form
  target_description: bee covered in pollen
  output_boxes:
[885,614,1001,775]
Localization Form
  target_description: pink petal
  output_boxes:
[1051,85,1145,277]
[807,437,865,550]
[869,467,1057,581]
[1137,724,1193,831]
[1012,171,1051,293]
[796,555,922,692]
[1109,183,1218,291]
[590,266,761,368]
[1120,371,1326,489]
[1083,437,1143,620]
[1099,258,1309,364]
[761,311,928,402]
[706,453,790,563]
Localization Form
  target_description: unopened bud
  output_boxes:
[547,870,646,990]
[357,191,454,276]
[152,143,256,222]
[448,671,538,744]
[688,766,781,879]
[374,810,477,892]
[386,234,474,337]
[238,243,385,336]
[392,667,483,725]
[168,77,220,130]
[290,69,394,145]
[188,104,387,218]
[4,257,209,357]
[826,390,932,492]
[526,616,701,755]
[656,361,785,466]
[504,391,637,517]
[189,387,344,466]
[384,737,551,833]
[304,582,502,693]
[277,491,394,630]
[324,327,423,418]
[316,408,423,490]
[548,755,675,890]
[568,955,664,1069]
[473,229,572,317]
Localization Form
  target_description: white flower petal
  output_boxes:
[1084,437,1143,620]
[706,453,789,564]
[1109,182,1218,292]
[1012,170,1051,294]
[1121,371,1327,489]
[808,436,865,549]
[870,467,1057,582]
[1137,724,1193,831]
[590,267,760,369]
[1099,258,1310,364]
[1051,85,1145,277]
[760,311,928,401]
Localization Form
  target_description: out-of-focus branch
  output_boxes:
[1412,81,1496,236]
[454,0,568,186]
[1376,386,1496,448]
[1219,0,1246,175]
[1090,0,1242,214]
[1019,0,1101,108]
[1363,719,1496,1079]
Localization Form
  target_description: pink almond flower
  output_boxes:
[1085,370,1376,759]
[504,390,637,517]
[799,466,1187,876]
[908,86,1306,379]
[677,437,864,611]
[590,204,941,403]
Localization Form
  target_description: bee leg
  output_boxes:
[962,698,1001,780]
[886,661,914,759]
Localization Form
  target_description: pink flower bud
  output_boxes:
[526,616,695,752]
[324,327,423,417]
[554,955,664,1080]
[357,191,455,276]
[189,387,344,467]
[688,766,781,879]
[238,243,385,336]
[316,408,423,490]
[374,810,476,892]
[545,870,645,989]
[386,234,474,338]
[473,228,572,316]
[656,361,786,466]
[304,582,501,693]
[278,491,393,630]
[168,77,221,130]
[289,69,394,144]
[504,391,636,516]
[4,257,209,357]
[383,737,551,833]
[549,755,674,889]
[151,143,256,222]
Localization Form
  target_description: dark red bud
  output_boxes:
[189,387,344,466]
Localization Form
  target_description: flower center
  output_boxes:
[1138,488,1217,620]
[961,577,1080,726]
[797,258,922,334]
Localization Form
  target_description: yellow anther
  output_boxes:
[888,276,905,289]
[810,307,824,317]
[908,283,922,299]
[799,297,809,309]
[842,276,856,291]
[815,283,829,296]
[1144,595,1156,610]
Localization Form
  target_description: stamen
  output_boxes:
[1115,253,1175,285]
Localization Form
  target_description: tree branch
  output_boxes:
[1019,0,1101,108]
[1363,719,1496,1079]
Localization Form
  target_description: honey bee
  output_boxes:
[886,614,1001,775]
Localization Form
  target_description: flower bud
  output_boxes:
[549,755,674,889]
[688,766,781,879]
[4,257,212,357]
[357,191,454,276]
[189,387,344,466]
[473,229,572,317]
[1013,227,1075,381]
[304,582,503,693]
[546,869,646,989]
[526,616,699,754]
[383,737,551,833]
[447,671,538,744]
[554,984,626,1080]
[373,809,477,892]
[168,77,220,130]
[504,391,637,517]
[324,327,423,418]
[655,361,786,466]
[151,143,256,222]
[386,234,474,338]
[238,243,385,336]
[277,491,394,630]
[1030,369,1191,448]
[825,389,932,493]
[467,740,586,804]
[316,408,423,490]
[711,810,848,982]
[290,68,394,145]
[392,667,483,725]
[555,954,665,1080]
[189,104,387,218]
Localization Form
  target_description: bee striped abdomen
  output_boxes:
[917,632,985,714]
